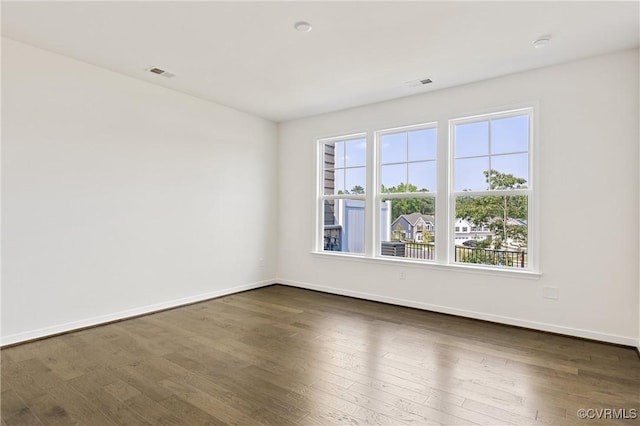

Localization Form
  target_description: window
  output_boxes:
[378,124,437,261]
[452,108,532,269]
[319,135,367,254]
[316,106,535,271]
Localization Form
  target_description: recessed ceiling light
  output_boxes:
[294,21,312,32]
[532,36,551,49]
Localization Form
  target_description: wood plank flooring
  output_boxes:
[2,285,639,425]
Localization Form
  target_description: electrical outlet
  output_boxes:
[258,258,265,268]
[543,286,559,300]
[400,271,406,280]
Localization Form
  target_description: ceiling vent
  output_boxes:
[406,78,433,87]
[146,67,176,78]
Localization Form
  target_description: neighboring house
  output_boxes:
[504,218,528,247]
[391,215,527,246]
[506,218,528,227]
[391,213,435,242]
[455,217,528,247]
[454,218,492,244]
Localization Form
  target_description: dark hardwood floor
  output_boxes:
[2,285,639,425]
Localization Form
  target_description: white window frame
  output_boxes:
[316,133,367,255]
[449,106,535,270]
[374,122,438,259]
[314,105,538,275]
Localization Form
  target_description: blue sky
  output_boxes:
[454,114,529,191]
[327,113,529,194]
[380,128,437,192]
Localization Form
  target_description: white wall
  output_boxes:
[3,38,638,348]
[1,38,278,345]
[278,49,640,346]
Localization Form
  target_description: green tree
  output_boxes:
[350,185,364,194]
[392,223,404,241]
[382,183,434,221]
[456,170,527,249]
[338,185,365,195]
[420,228,433,243]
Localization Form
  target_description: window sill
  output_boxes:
[310,251,542,279]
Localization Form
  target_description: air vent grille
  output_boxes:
[405,77,433,87]
[146,67,176,78]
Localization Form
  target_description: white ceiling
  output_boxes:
[2,1,639,122]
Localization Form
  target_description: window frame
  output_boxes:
[374,122,438,260]
[449,107,535,271]
[316,133,367,255]
[314,104,538,275]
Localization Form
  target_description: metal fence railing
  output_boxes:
[455,246,527,268]
[381,241,527,268]
[404,242,435,260]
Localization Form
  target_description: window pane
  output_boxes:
[455,157,490,191]
[345,167,366,194]
[380,132,406,164]
[345,138,366,167]
[334,141,344,168]
[381,163,407,192]
[408,128,437,161]
[491,115,529,154]
[323,199,365,254]
[408,161,436,192]
[490,154,529,188]
[455,121,489,158]
[333,168,345,194]
[381,197,435,261]
[454,195,528,268]
[323,137,368,195]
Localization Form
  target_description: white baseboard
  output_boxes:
[4,278,637,349]
[1,279,276,347]
[276,278,639,348]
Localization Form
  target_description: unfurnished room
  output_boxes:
[1,1,639,425]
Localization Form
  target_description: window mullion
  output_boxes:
[438,119,450,264]
[365,130,375,258]
[488,121,492,189]
[405,131,409,185]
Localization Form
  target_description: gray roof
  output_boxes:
[397,213,435,226]
[506,218,528,226]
